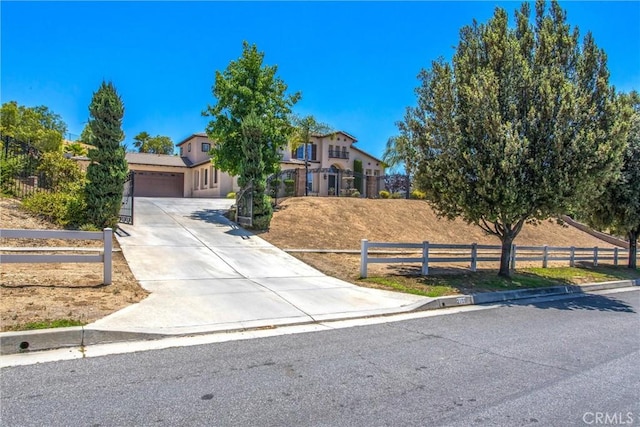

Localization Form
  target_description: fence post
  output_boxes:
[470,243,477,272]
[510,244,517,270]
[570,246,575,267]
[360,239,369,278]
[542,245,549,268]
[422,241,430,276]
[103,228,113,285]
[613,247,618,266]
[593,246,599,267]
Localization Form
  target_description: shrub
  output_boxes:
[23,190,87,227]
[251,194,273,230]
[284,179,295,196]
[390,192,403,199]
[226,192,236,199]
[351,190,360,198]
[410,189,427,199]
[0,156,24,195]
[379,190,390,199]
[36,152,85,191]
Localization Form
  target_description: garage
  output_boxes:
[133,171,184,197]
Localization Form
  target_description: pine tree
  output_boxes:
[84,81,128,228]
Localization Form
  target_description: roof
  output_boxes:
[176,132,208,147]
[350,145,385,165]
[311,130,358,142]
[125,152,191,168]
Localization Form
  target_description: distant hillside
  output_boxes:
[261,198,616,250]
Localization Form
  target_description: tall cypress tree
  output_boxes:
[85,81,128,228]
[239,111,272,230]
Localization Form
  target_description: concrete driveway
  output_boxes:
[88,197,427,335]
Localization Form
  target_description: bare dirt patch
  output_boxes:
[1,198,148,331]
[258,197,621,285]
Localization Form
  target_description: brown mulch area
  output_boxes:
[1,198,148,331]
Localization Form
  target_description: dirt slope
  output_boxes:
[260,197,615,250]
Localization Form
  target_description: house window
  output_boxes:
[374,170,380,176]
[188,143,192,152]
[214,167,218,184]
[194,170,199,189]
[204,168,208,186]
[202,143,211,152]
[296,143,316,161]
[180,147,183,156]
[366,169,372,176]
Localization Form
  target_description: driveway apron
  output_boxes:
[88,198,426,334]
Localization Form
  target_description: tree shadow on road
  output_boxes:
[502,292,637,313]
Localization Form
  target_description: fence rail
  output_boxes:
[359,239,635,278]
[0,228,114,284]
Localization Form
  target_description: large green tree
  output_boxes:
[84,81,128,228]
[585,92,639,268]
[290,115,333,196]
[0,101,67,152]
[204,41,300,179]
[132,131,174,155]
[406,0,627,277]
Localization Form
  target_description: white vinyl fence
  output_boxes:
[360,239,633,278]
[0,228,114,285]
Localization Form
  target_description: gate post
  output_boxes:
[360,239,369,278]
[103,228,113,285]
[422,241,430,276]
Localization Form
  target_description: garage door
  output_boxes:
[133,171,184,197]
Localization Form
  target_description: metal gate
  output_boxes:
[119,171,134,225]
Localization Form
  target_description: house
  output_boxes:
[73,130,383,198]
[278,131,386,197]
[71,133,238,198]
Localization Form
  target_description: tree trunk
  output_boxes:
[628,230,638,269]
[498,235,514,278]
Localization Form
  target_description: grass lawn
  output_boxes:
[358,265,639,298]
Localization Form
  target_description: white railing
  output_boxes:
[0,228,114,285]
[359,239,634,278]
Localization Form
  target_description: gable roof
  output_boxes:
[311,130,358,142]
[350,145,385,165]
[176,132,208,147]
[126,152,191,168]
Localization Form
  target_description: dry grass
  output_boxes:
[0,197,148,331]
[258,197,632,290]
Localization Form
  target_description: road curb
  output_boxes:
[0,327,168,356]
[417,279,640,310]
[2,279,638,356]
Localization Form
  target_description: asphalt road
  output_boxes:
[1,290,638,427]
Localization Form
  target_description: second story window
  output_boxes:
[180,147,183,156]
[188,143,191,152]
[202,143,211,152]
[296,143,317,161]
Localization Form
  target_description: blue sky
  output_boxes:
[2,1,639,159]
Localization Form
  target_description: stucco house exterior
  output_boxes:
[74,130,383,198]
[278,131,386,197]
